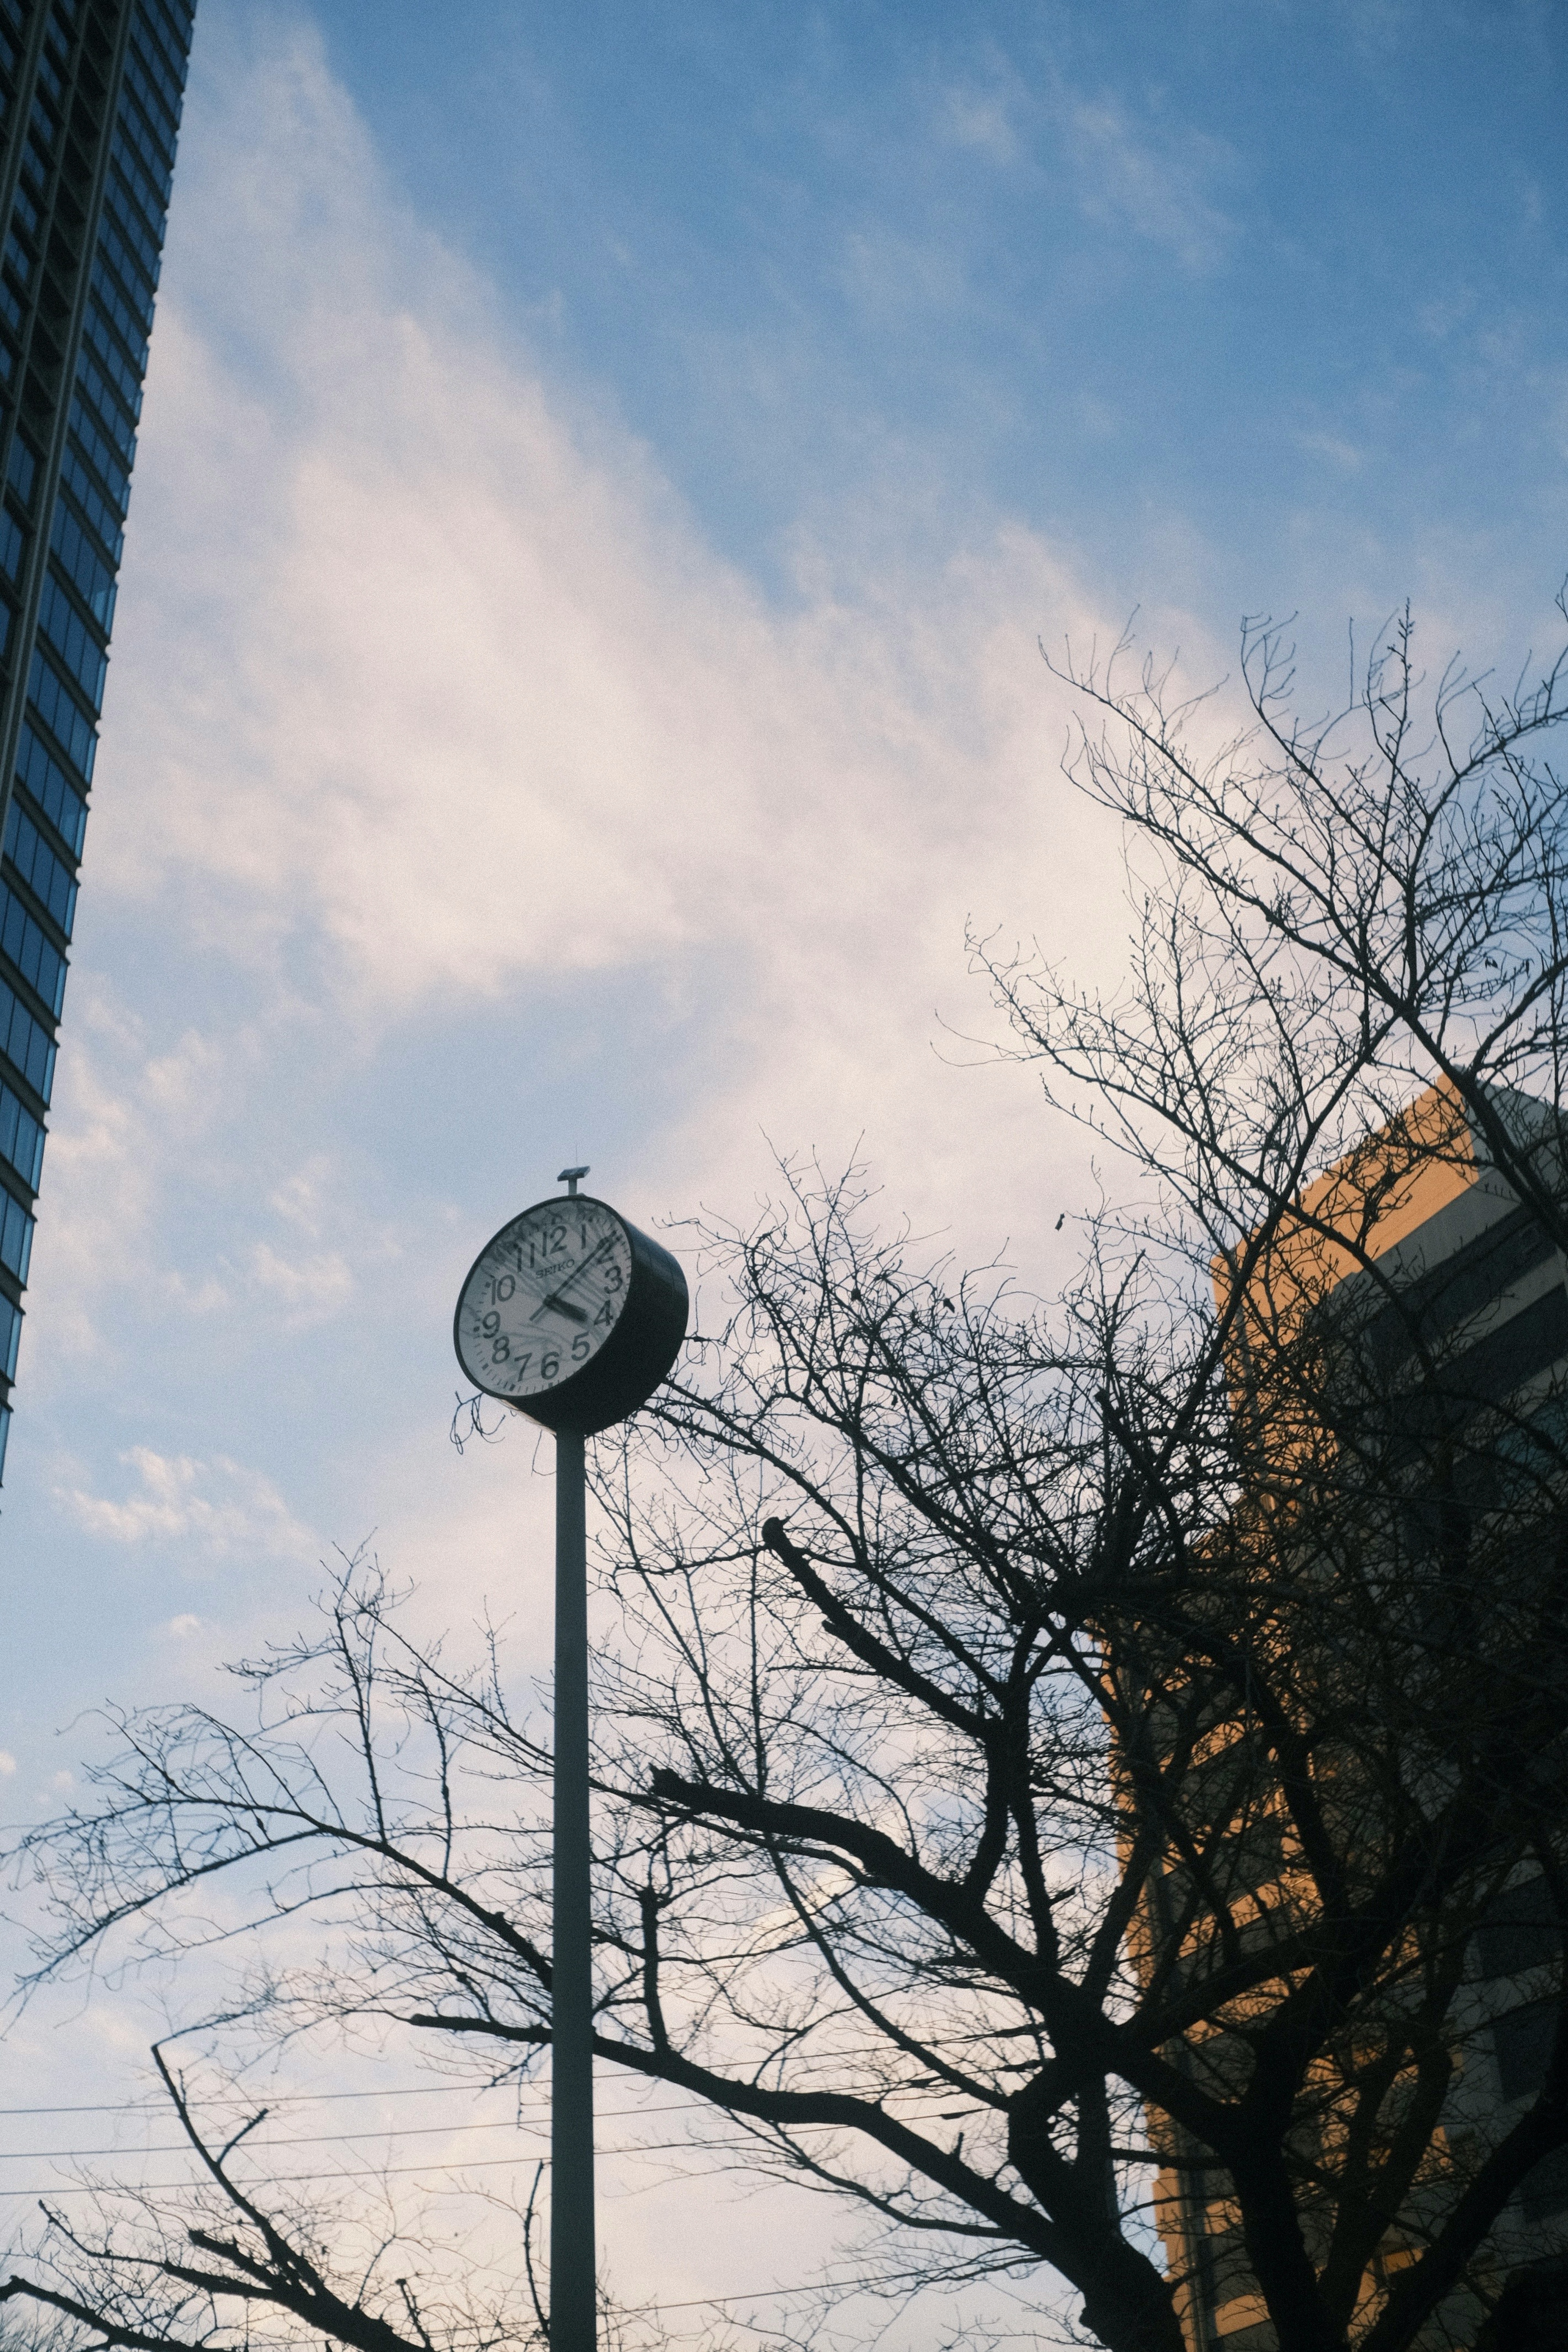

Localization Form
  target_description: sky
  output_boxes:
[2,0,1566,2336]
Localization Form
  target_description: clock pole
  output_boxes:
[452,1160,688,2352]
[551,1416,596,2352]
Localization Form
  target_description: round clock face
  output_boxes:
[454,1197,633,1404]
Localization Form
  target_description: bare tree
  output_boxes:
[980,597,1568,1280]
[7,600,1568,2352]
[2,2036,552,2352]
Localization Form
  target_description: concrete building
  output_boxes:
[1154,1082,1568,2346]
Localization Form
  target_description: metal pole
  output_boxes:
[550,1426,596,2352]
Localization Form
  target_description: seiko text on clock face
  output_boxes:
[456,1199,632,1401]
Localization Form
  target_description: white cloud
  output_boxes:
[836,224,969,322]
[246,1240,354,1320]
[7,16,1255,1635]
[58,1447,318,1560]
[1297,430,1364,475]
[943,85,1018,164]
[127,23,1111,1034]
[68,17,1221,1278]
[0,13,1263,1700]
[0,24,1236,2333]
[0,1749,16,1776]
[33,1037,157,1357]
[268,1157,338,1237]
[1063,94,1238,273]
[142,1028,227,1115]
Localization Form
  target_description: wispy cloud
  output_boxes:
[18,11,1235,1668]
[1063,94,1239,273]
[245,1239,354,1323]
[1297,429,1364,475]
[73,12,1180,1265]
[58,1447,317,1559]
[942,83,1019,165]
[835,223,969,322]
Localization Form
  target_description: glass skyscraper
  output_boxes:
[0,0,193,1477]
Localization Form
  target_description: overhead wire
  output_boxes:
[6,2115,608,2160]
[1,2081,980,2120]
[0,2094,1005,2319]
[651,2273,1001,2313]
[0,2091,983,2195]
[0,2137,777,2196]
[0,2084,539,2118]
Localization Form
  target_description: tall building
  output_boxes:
[0,0,193,1476]
[1151,1081,1568,2346]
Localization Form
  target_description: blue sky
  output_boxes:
[2,0,1566,2333]
[299,0,1567,634]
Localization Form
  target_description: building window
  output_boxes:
[16,722,88,858]
[0,1186,32,1281]
[38,575,107,715]
[50,496,118,631]
[27,648,98,784]
[0,971,57,1105]
[0,1078,44,1194]
[0,880,67,1018]
[5,800,79,938]
[7,435,36,509]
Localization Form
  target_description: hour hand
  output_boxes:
[532,1291,589,1325]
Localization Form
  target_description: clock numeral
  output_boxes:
[571,1334,590,1362]
[481,1310,500,1338]
[604,1263,624,1293]
[541,1351,560,1381]
[494,1274,515,1303]
[595,1298,615,1327]
[493,1334,510,1361]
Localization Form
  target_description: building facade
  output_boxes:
[1155,1083,1568,2346]
[0,0,193,1476]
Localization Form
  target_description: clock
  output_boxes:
[453,1187,689,1435]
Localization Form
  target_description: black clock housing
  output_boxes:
[454,1197,688,1436]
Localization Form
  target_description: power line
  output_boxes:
[0,2083,547,2119]
[653,2278,936,2312]
[0,2101,984,2196]
[3,2098,978,2167]
[0,2105,713,2160]
[0,2136,769,2197]
[2,2091,982,2156]
[1,2082,990,2122]
[0,2087,717,2128]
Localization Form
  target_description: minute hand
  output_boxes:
[530,1232,618,1322]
